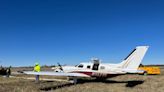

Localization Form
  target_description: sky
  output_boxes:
[0,0,164,66]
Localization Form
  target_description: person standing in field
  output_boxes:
[6,66,11,77]
[34,63,41,83]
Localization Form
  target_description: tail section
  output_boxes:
[120,46,149,70]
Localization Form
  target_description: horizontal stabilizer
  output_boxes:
[122,69,145,74]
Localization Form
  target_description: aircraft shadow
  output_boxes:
[77,79,144,87]
[40,79,144,91]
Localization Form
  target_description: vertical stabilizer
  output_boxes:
[120,46,149,69]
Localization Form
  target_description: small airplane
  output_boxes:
[22,46,149,83]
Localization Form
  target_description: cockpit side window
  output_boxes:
[87,65,91,69]
[78,64,84,68]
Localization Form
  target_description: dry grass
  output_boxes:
[49,67,164,92]
[49,73,163,92]
[52,75,164,92]
[0,77,39,92]
[0,77,70,92]
[0,67,164,92]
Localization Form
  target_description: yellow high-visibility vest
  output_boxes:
[34,65,40,72]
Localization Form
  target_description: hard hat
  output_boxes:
[35,62,39,65]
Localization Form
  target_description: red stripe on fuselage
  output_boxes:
[71,71,93,76]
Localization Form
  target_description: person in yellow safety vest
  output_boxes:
[34,63,41,83]
[34,63,41,72]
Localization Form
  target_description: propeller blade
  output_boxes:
[57,62,63,71]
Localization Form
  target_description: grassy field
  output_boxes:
[0,67,163,92]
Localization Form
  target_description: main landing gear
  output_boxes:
[67,77,78,84]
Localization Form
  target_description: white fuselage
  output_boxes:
[54,62,127,78]
[62,63,122,73]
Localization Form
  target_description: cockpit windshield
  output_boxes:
[77,64,84,68]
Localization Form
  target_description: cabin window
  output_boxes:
[87,65,91,69]
[100,66,105,70]
[78,64,84,68]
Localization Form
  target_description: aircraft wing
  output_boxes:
[23,71,90,77]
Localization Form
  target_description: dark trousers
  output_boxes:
[35,75,40,83]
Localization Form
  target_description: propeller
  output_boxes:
[57,62,63,71]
